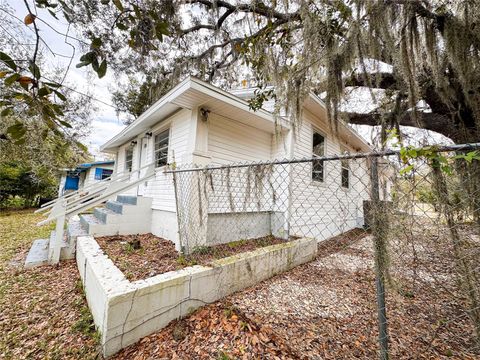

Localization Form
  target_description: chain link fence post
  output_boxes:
[370,156,390,360]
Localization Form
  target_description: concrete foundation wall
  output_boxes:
[205,211,288,246]
[150,209,179,249]
[206,212,271,245]
[76,236,317,357]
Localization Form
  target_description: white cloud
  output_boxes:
[84,120,125,160]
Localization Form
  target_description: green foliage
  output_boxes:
[0,51,73,141]
[0,162,56,208]
[248,88,275,111]
[191,245,213,255]
[227,239,248,249]
[72,281,101,343]
[176,254,197,267]
[216,351,231,360]
[112,75,173,122]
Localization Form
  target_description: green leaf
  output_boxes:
[116,22,128,30]
[53,90,67,101]
[97,60,107,78]
[1,107,13,116]
[57,119,72,128]
[43,81,61,88]
[4,73,20,86]
[112,0,124,11]
[91,37,102,49]
[400,164,414,175]
[50,104,64,116]
[155,21,170,41]
[91,56,99,72]
[6,122,27,139]
[77,52,96,68]
[0,52,17,71]
[37,86,51,97]
[29,61,41,80]
[76,62,90,68]
[48,9,58,19]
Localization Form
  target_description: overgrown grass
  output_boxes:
[0,209,54,265]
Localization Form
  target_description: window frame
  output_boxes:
[311,130,326,183]
[94,167,113,181]
[153,129,170,169]
[341,158,350,189]
[125,147,133,172]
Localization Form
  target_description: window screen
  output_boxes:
[95,168,113,180]
[154,130,169,167]
[312,132,325,182]
[125,148,133,172]
[341,159,350,188]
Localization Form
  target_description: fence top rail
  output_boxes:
[164,142,480,174]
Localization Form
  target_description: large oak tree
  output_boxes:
[1,1,479,144]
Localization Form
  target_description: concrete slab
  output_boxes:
[24,238,49,268]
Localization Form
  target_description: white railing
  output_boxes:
[39,161,158,264]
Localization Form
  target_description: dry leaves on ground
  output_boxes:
[96,233,287,281]
[0,210,99,360]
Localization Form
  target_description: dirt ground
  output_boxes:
[96,233,287,281]
[1,210,478,359]
[113,227,479,359]
[0,210,100,359]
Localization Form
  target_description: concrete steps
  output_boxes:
[25,195,153,267]
[79,195,152,236]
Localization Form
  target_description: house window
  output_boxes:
[125,148,133,172]
[312,132,325,182]
[154,130,169,167]
[94,168,113,180]
[341,159,349,188]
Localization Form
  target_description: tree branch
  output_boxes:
[23,0,40,67]
[344,110,458,139]
[185,0,299,21]
[344,72,401,90]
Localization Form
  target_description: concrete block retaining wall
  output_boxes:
[76,236,317,357]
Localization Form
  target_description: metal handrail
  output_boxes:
[37,161,158,226]
[37,162,155,213]
[37,174,117,212]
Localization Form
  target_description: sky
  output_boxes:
[4,0,126,160]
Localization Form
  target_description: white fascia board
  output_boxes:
[100,78,193,152]
[189,78,286,127]
[307,93,373,152]
[100,77,289,152]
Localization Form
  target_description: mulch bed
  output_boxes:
[95,233,287,282]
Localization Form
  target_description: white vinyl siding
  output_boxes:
[288,109,370,241]
[144,109,191,211]
[208,113,272,164]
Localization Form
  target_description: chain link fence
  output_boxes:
[167,143,480,358]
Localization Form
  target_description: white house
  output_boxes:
[58,160,114,196]
[93,76,374,250]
